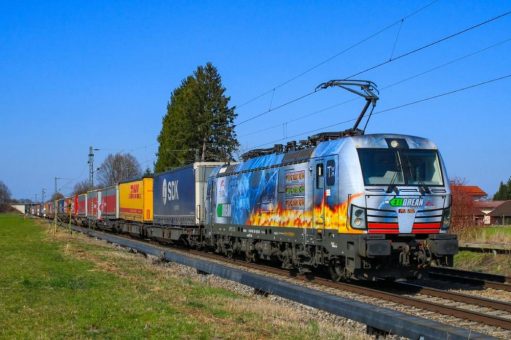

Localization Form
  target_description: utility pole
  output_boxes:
[41,188,46,217]
[88,146,100,188]
[53,177,67,234]
[54,177,59,233]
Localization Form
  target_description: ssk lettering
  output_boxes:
[167,180,179,201]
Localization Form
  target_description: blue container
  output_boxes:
[153,162,222,226]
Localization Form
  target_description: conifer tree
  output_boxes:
[493,177,511,200]
[155,63,238,172]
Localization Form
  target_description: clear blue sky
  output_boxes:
[1,0,510,200]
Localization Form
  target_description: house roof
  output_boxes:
[450,185,487,197]
[474,200,506,209]
[489,201,511,217]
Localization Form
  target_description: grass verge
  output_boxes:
[457,225,511,244]
[454,251,511,276]
[0,213,361,339]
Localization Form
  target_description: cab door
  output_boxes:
[313,156,338,232]
[313,159,325,229]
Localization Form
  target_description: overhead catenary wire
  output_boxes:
[236,9,511,128]
[236,0,440,109]
[344,9,511,80]
[245,72,511,150]
[239,36,511,139]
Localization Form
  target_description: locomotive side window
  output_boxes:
[316,163,324,189]
[326,160,335,186]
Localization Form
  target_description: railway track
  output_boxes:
[56,221,511,337]
[427,267,511,292]
[193,251,511,332]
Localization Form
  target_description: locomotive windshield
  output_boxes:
[358,149,443,186]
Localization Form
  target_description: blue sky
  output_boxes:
[1,0,510,200]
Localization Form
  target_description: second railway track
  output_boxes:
[195,250,511,332]
[426,267,511,292]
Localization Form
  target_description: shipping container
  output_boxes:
[119,176,153,222]
[87,189,101,220]
[47,201,55,218]
[57,199,65,215]
[64,197,74,216]
[99,185,119,220]
[153,162,222,226]
[44,201,55,219]
[75,194,87,217]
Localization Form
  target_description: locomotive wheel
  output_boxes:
[329,263,345,282]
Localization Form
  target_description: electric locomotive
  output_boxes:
[206,133,457,280]
[204,80,457,280]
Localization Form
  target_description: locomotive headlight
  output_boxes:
[441,208,451,231]
[350,205,367,230]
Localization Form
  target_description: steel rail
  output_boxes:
[428,267,511,284]
[427,268,511,293]
[63,223,490,339]
[177,246,511,330]
[391,282,511,313]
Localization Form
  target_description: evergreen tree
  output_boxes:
[155,63,238,172]
[493,177,511,200]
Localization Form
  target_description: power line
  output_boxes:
[236,0,439,109]
[236,9,511,127]
[245,72,511,150]
[345,9,511,80]
[237,89,318,126]
[239,36,511,139]
[374,73,511,116]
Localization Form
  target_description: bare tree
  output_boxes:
[97,153,142,186]
[72,180,93,195]
[51,192,64,201]
[450,177,476,233]
[0,181,12,212]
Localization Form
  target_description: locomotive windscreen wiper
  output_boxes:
[386,151,402,194]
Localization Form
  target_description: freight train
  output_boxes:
[29,132,458,281]
[28,81,458,280]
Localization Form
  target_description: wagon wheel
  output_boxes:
[329,260,345,282]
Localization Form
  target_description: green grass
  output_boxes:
[457,225,511,244]
[0,214,354,339]
[482,226,511,237]
[454,251,511,276]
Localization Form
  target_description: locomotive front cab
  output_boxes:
[341,135,458,280]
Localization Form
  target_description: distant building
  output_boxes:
[473,200,511,225]
[450,185,487,201]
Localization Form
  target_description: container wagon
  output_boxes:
[118,176,153,236]
[97,185,119,230]
[147,162,223,244]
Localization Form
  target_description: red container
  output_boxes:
[99,185,119,220]
[87,190,100,220]
[75,194,87,217]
